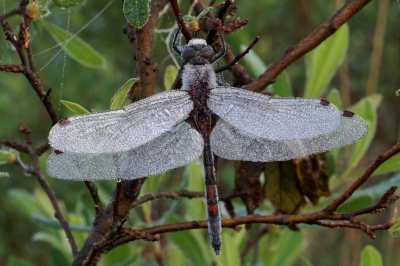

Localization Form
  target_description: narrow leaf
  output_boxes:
[110,78,138,110]
[271,71,293,97]
[43,21,106,69]
[389,217,400,237]
[216,232,241,266]
[164,65,178,90]
[7,256,35,266]
[271,230,305,266]
[240,44,267,77]
[32,232,72,261]
[61,100,89,115]
[327,89,343,110]
[169,216,212,266]
[123,0,150,29]
[197,7,213,21]
[360,245,383,266]
[53,0,83,8]
[305,24,349,98]
[349,154,400,179]
[341,94,382,178]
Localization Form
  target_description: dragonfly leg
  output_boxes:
[172,28,183,56]
[203,140,222,256]
[210,30,226,64]
[215,61,225,85]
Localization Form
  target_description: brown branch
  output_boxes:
[84,181,103,216]
[205,0,234,44]
[215,36,259,73]
[325,142,400,214]
[87,143,399,253]
[246,0,374,92]
[198,0,217,32]
[112,182,123,226]
[35,143,51,156]
[240,226,269,262]
[1,140,28,153]
[4,6,22,18]
[15,125,79,256]
[131,189,245,208]
[0,64,25,73]
[221,18,248,35]
[169,0,192,41]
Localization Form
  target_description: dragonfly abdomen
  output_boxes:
[203,140,222,256]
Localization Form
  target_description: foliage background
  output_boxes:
[0,0,399,265]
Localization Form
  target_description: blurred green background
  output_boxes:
[0,0,399,265]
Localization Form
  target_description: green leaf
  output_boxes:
[396,89,400,96]
[240,45,267,77]
[349,154,400,179]
[164,65,178,91]
[61,100,89,115]
[43,21,106,69]
[304,24,349,98]
[32,214,91,232]
[389,217,400,237]
[197,7,213,21]
[110,78,138,110]
[271,71,293,97]
[53,0,83,8]
[271,230,305,266]
[336,195,374,213]
[186,161,206,220]
[341,94,382,178]
[123,0,150,29]
[300,257,315,266]
[360,245,383,266]
[327,89,343,110]
[32,232,73,261]
[216,231,241,266]
[169,216,212,266]
[264,161,304,214]
[8,189,45,217]
[183,15,195,23]
[0,172,9,177]
[7,256,35,266]
[0,149,18,164]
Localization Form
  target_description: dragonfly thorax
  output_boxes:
[182,63,218,91]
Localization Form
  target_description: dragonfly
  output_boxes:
[46,29,368,256]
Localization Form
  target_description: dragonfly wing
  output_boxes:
[208,87,342,141]
[46,122,204,180]
[49,90,192,154]
[211,111,368,162]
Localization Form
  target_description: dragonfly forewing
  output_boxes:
[47,121,203,180]
[49,90,193,154]
[210,111,368,162]
[208,87,342,141]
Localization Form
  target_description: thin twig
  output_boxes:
[240,226,269,262]
[0,64,25,73]
[215,36,260,73]
[325,142,400,214]
[112,182,123,226]
[246,0,374,92]
[169,0,192,41]
[198,0,217,32]
[84,181,103,216]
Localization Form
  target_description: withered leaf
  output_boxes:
[264,161,305,214]
[235,161,264,215]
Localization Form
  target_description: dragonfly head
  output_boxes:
[182,38,215,65]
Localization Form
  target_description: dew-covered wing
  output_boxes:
[46,122,203,180]
[208,87,342,141]
[211,111,368,162]
[49,90,192,154]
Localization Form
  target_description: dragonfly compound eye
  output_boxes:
[182,46,197,61]
[200,46,215,60]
